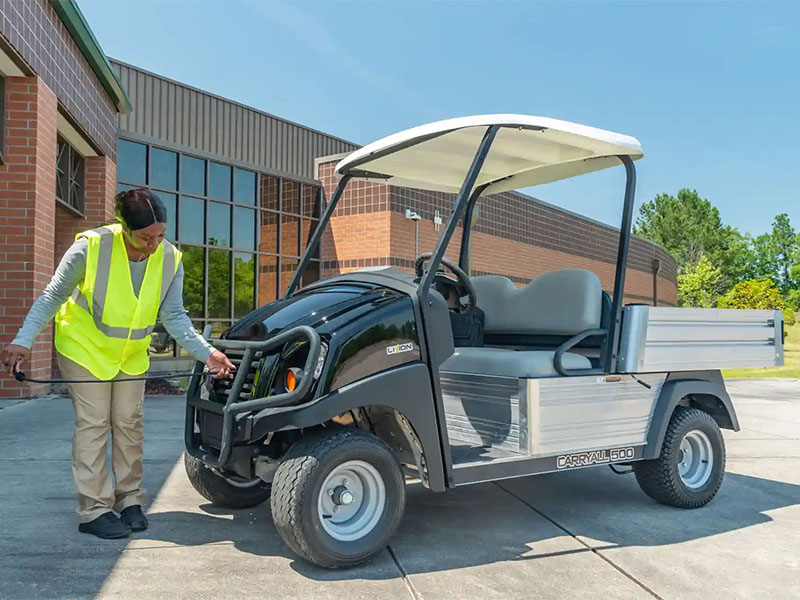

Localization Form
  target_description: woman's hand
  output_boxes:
[1,344,30,376]
[205,350,236,379]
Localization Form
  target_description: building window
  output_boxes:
[116,138,323,354]
[56,136,85,215]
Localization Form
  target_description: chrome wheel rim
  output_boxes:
[318,460,386,542]
[677,430,714,489]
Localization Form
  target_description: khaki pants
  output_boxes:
[58,353,147,523]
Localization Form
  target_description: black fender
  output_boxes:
[247,362,446,491]
[643,371,739,460]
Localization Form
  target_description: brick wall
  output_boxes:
[317,159,678,306]
[0,77,58,398]
[0,0,118,158]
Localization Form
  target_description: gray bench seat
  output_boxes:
[440,347,592,379]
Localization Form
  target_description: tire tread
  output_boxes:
[271,428,404,569]
[634,406,725,509]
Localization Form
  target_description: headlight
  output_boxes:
[314,342,328,380]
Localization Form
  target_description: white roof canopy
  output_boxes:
[335,114,643,195]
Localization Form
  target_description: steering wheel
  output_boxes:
[414,253,478,314]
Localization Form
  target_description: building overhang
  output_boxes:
[0,39,26,77]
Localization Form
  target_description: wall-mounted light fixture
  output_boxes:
[405,209,422,257]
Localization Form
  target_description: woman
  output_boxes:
[0,189,235,540]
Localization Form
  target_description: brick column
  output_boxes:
[0,77,58,398]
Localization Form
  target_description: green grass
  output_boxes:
[723,317,800,379]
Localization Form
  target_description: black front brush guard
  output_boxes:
[185,325,321,469]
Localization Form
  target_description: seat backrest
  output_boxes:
[472,269,603,337]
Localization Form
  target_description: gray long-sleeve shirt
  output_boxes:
[11,238,215,362]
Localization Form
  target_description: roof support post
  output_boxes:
[420,125,500,299]
[458,184,489,275]
[285,174,352,297]
[605,155,637,373]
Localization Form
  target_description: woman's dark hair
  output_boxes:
[115,188,168,231]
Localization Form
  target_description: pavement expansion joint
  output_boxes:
[387,545,424,600]
[730,455,800,459]
[739,414,800,426]
[735,428,797,440]
[494,482,666,600]
[123,541,236,552]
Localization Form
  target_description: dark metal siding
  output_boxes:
[112,60,357,181]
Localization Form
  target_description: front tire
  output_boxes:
[184,453,271,509]
[634,407,725,508]
[271,428,406,569]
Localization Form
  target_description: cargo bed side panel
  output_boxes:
[618,306,783,373]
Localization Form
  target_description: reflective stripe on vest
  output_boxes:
[70,230,178,340]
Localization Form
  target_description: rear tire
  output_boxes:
[271,428,406,569]
[184,453,271,509]
[634,407,725,508]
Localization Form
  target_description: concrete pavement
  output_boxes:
[1,380,798,599]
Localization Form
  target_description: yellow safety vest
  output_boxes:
[55,223,182,380]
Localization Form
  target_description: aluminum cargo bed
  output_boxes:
[617,306,784,373]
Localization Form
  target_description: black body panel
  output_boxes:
[223,270,429,397]
[247,362,446,491]
[324,296,420,392]
[187,268,454,490]
[642,370,738,460]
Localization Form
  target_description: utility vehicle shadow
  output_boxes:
[292,467,800,580]
[142,463,800,581]
[144,502,291,559]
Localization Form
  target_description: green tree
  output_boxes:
[769,214,798,292]
[718,278,795,325]
[740,215,800,293]
[786,289,800,313]
[792,263,800,285]
[744,232,777,281]
[677,255,723,307]
[634,188,747,287]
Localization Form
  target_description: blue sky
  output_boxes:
[82,0,798,236]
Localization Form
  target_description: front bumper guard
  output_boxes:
[185,325,321,469]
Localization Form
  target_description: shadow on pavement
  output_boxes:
[0,396,186,600]
[139,465,800,580]
[5,393,800,597]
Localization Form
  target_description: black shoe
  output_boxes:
[120,505,148,532]
[78,512,131,539]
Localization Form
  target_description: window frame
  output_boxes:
[55,135,85,216]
